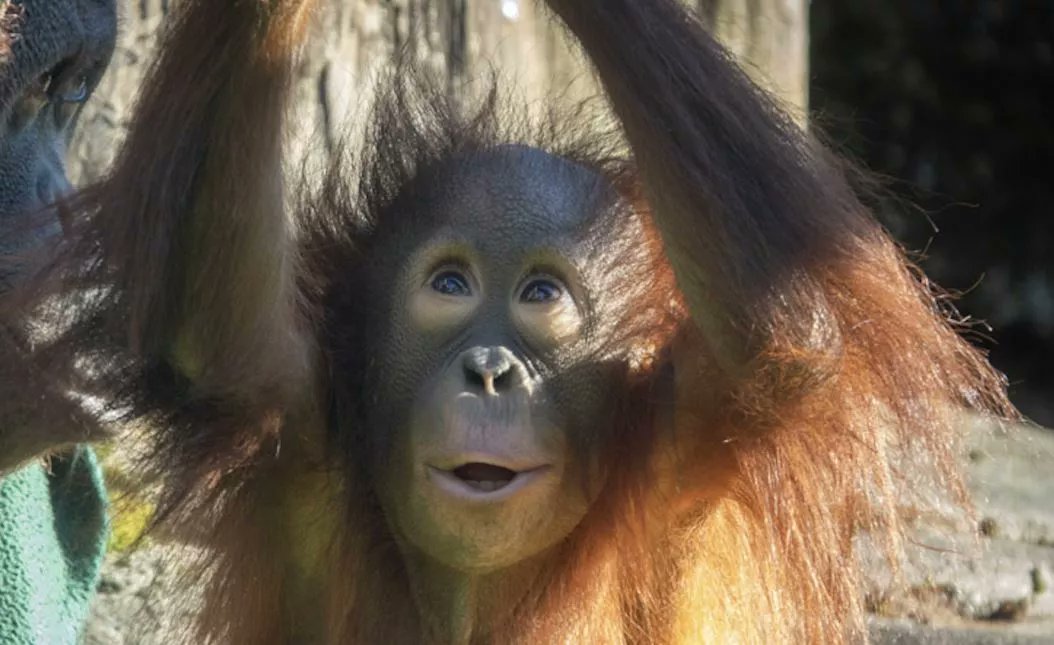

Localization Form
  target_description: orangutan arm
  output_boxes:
[0,0,317,471]
[545,0,868,376]
[99,0,316,397]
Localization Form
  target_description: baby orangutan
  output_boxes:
[0,0,1013,643]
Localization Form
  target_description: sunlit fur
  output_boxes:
[0,0,1016,643]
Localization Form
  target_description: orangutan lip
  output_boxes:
[426,463,551,501]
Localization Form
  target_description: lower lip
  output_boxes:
[426,465,552,502]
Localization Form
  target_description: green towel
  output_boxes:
[0,447,108,644]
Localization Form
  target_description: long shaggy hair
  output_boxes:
[293,70,1014,644]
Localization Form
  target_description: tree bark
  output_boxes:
[696,0,809,114]
[69,0,808,181]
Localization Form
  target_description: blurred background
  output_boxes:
[812,2,1053,429]
[76,2,1052,643]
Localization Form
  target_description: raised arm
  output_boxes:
[546,0,1016,439]
[0,0,316,471]
[545,0,869,373]
[96,0,315,395]
[544,9,1016,640]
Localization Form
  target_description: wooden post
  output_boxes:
[69,0,810,180]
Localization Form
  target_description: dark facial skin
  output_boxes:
[0,0,115,229]
[354,146,643,577]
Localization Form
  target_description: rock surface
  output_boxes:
[862,420,1054,642]
[82,546,199,645]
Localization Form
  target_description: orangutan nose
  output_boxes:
[460,346,526,395]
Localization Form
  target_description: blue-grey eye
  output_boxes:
[39,68,90,105]
[521,279,562,303]
[431,271,471,296]
[56,76,90,104]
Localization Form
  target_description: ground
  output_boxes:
[866,418,1054,643]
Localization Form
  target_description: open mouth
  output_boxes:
[451,462,518,492]
[427,461,551,500]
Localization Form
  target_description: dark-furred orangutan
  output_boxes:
[0,2,116,642]
[0,0,1016,643]
[0,0,115,473]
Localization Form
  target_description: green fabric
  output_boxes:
[0,447,108,644]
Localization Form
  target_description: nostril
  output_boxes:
[463,364,514,394]
[492,368,513,391]
[464,364,486,390]
[460,347,525,395]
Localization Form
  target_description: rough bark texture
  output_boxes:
[696,0,809,113]
[69,0,808,182]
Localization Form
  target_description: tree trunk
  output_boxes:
[696,0,809,114]
[69,0,808,181]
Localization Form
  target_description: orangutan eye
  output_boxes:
[431,271,472,296]
[54,74,90,104]
[520,278,563,303]
[35,63,91,105]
